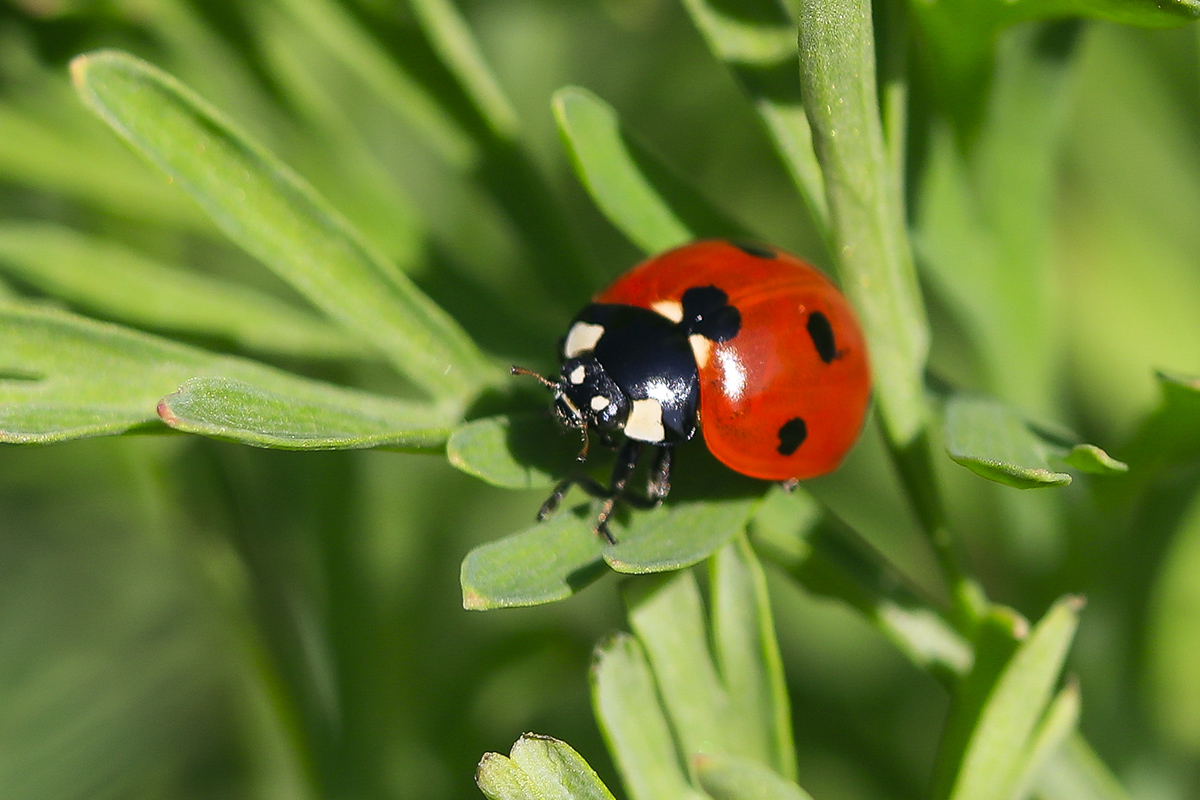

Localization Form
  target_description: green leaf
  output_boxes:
[797,0,930,449]
[409,0,519,141]
[477,733,617,800]
[622,566,756,765]
[1146,488,1200,752]
[1009,680,1080,800]
[592,633,701,800]
[460,512,603,610]
[274,0,476,168]
[458,493,758,609]
[0,100,206,232]
[158,377,451,450]
[447,414,583,491]
[944,395,1127,489]
[944,596,1082,800]
[1036,733,1131,800]
[71,49,496,400]
[552,86,751,255]
[694,753,815,800]
[1122,371,1200,472]
[709,535,796,779]
[603,499,758,575]
[0,304,453,448]
[0,221,366,360]
[750,488,971,684]
[679,0,830,242]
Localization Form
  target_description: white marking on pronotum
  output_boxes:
[625,398,666,442]
[689,334,713,369]
[590,395,610,411]
[650,299,684,323]
[563,322,605,358]
[569,365,587,385]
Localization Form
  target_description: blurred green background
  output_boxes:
[1,1,1199,799]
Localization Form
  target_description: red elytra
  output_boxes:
[596,239,871,481]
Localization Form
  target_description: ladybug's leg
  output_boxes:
[645,445,673,504]
[537,476,610,521]
[594,440,644,544]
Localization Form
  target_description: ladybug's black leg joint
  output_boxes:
[645,445,673,504]
[537,475,614,520]
[594,440,644,543]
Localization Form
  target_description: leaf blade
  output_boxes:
[552,86,750,255]
[0,221,366,360]
[71,49,495,399]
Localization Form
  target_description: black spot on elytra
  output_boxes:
[729,240,776,259]
[681,285,741,343]
[777,417,807,456]
[806,311,837,364]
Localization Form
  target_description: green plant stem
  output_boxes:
[891,431,983,630]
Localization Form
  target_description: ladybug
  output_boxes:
[513,239,870,542]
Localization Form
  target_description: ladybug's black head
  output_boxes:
[554,356,629,435]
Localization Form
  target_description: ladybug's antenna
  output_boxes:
[510,365,558,391]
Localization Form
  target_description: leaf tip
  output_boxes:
[1065,594,1087,614]
[462,587,488,611]
[156,394,181,426]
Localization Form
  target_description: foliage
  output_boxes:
[0,1,1199,799]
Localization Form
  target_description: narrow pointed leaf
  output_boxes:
[709,535,796,779]
[507,734,617,800]
[680,0,830,241]
[944,395,1127,489]
[157,377,451,450]
[71,49,496,399]
[1036,733,1131,800]
[798,0,929,447]
[694,753,815,800]
[0,222,366,360]
[947,596,1082,800]
[624,572,734,760]
[460,512,604,610]
[0,102,205,231]
[1009,681,1080,800]
[553,86,750,255]
[409,0,519,140]
[0,303,446,446]
[275,0,476,168]
[591,633,700,800]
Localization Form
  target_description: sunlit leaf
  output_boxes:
[71,49,496,400]
[694,753,814,800]
[944,395,1127,489]
[477,733,617,800]
[592,633,701,800]
[708,536,796,779]
[1010,681,1080,800]
[460,511,603,610]
[552,86,750,255]
[0,221,366,360]
[158,377,451,451]
[0,304,454,450]
[944,597,1082,800]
